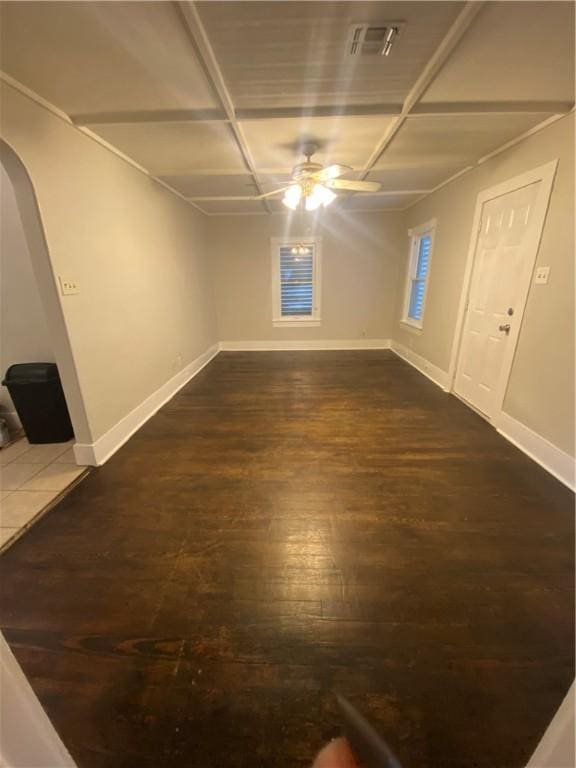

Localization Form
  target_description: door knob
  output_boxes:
[499,323,511,335]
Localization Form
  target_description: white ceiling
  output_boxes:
[422,2,576,105]
[379,113,557,168]
[0,2,220,114]
[195,1,464,109]
[91,121,247,174]
[239,115,397,170]
[0,1,573,215]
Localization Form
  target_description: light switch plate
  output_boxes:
[59,276,80,295]
[534,266,550,285]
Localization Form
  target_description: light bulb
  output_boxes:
[282,184,302,210]
[305,184,336,211]
[324,165,341,180]
[305,185,322,211]
[318,184,337,207]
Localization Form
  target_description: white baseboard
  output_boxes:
[73,343,219,466]
[219,338,391,351]
[390,340,575,489]
[71,339,576,492]
[72,340,389,466]
[497,411,575,491]
[0,409,22,433]
[390,341,450,391]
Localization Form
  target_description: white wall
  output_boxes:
[0,632,77,768]
[0,165,54,431]
[526,682,575,768]
[394,113,575,457]
[208,209,405,344]
[0,81,218,447]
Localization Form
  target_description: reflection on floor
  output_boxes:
[0,437,88,549]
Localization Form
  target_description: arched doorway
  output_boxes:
[0,139,91,448]
[1,140,93,548]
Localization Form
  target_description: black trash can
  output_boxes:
[2,363,74,444]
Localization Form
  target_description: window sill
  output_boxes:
[273,319,321,328]
[400,319,423,333]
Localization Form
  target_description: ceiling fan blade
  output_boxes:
[309,164,353,181]
[256,186,292,200]
[325,179,382,192]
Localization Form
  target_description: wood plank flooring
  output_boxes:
[0,351,573,768]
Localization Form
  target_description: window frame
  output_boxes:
[271,236,322,327]
[401,219,436,331]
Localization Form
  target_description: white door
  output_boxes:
[454,181,541,418]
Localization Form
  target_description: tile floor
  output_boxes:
[0,438,87,549]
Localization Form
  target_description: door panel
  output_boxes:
[454,182,540,417]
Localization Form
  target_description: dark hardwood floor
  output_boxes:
[1,351,573,768]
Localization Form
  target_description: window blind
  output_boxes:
[408,234,431,321]
[279,246,314,317]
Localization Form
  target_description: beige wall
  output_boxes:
[208,210,405,342]
[527,682,575,768]
[0,81,218,443]
[2,72,573,460]
[395,113,575,456]
[0,165,54,430]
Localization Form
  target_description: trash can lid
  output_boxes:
[2,362,60,385]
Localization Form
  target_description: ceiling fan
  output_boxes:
[256,143,382,211]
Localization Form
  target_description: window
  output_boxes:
[271,238,321,326]
[402,221,436,329]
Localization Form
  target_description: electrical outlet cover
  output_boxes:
[59,276,79,295]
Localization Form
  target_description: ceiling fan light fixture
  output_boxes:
[259,146,381,208]
[282,184,302,210]
[317,184,337,207]
[305,183,336,211]
[305,190,322,212]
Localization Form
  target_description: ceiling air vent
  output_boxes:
[347,23,403,57]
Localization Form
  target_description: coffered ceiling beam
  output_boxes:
[189,196,275,202]
[361,1,487,178]
[0,71,205,214]
[404,109,574,212]
[235,104,403,120]
[71,108,227,126]
[174,1,270,211]
[70,101,572,128]
[156,168,289,177]
[187,190,431,202]
[409,100,574,116]
[71,104,400,127]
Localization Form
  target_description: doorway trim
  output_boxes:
[446,159,558,427]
